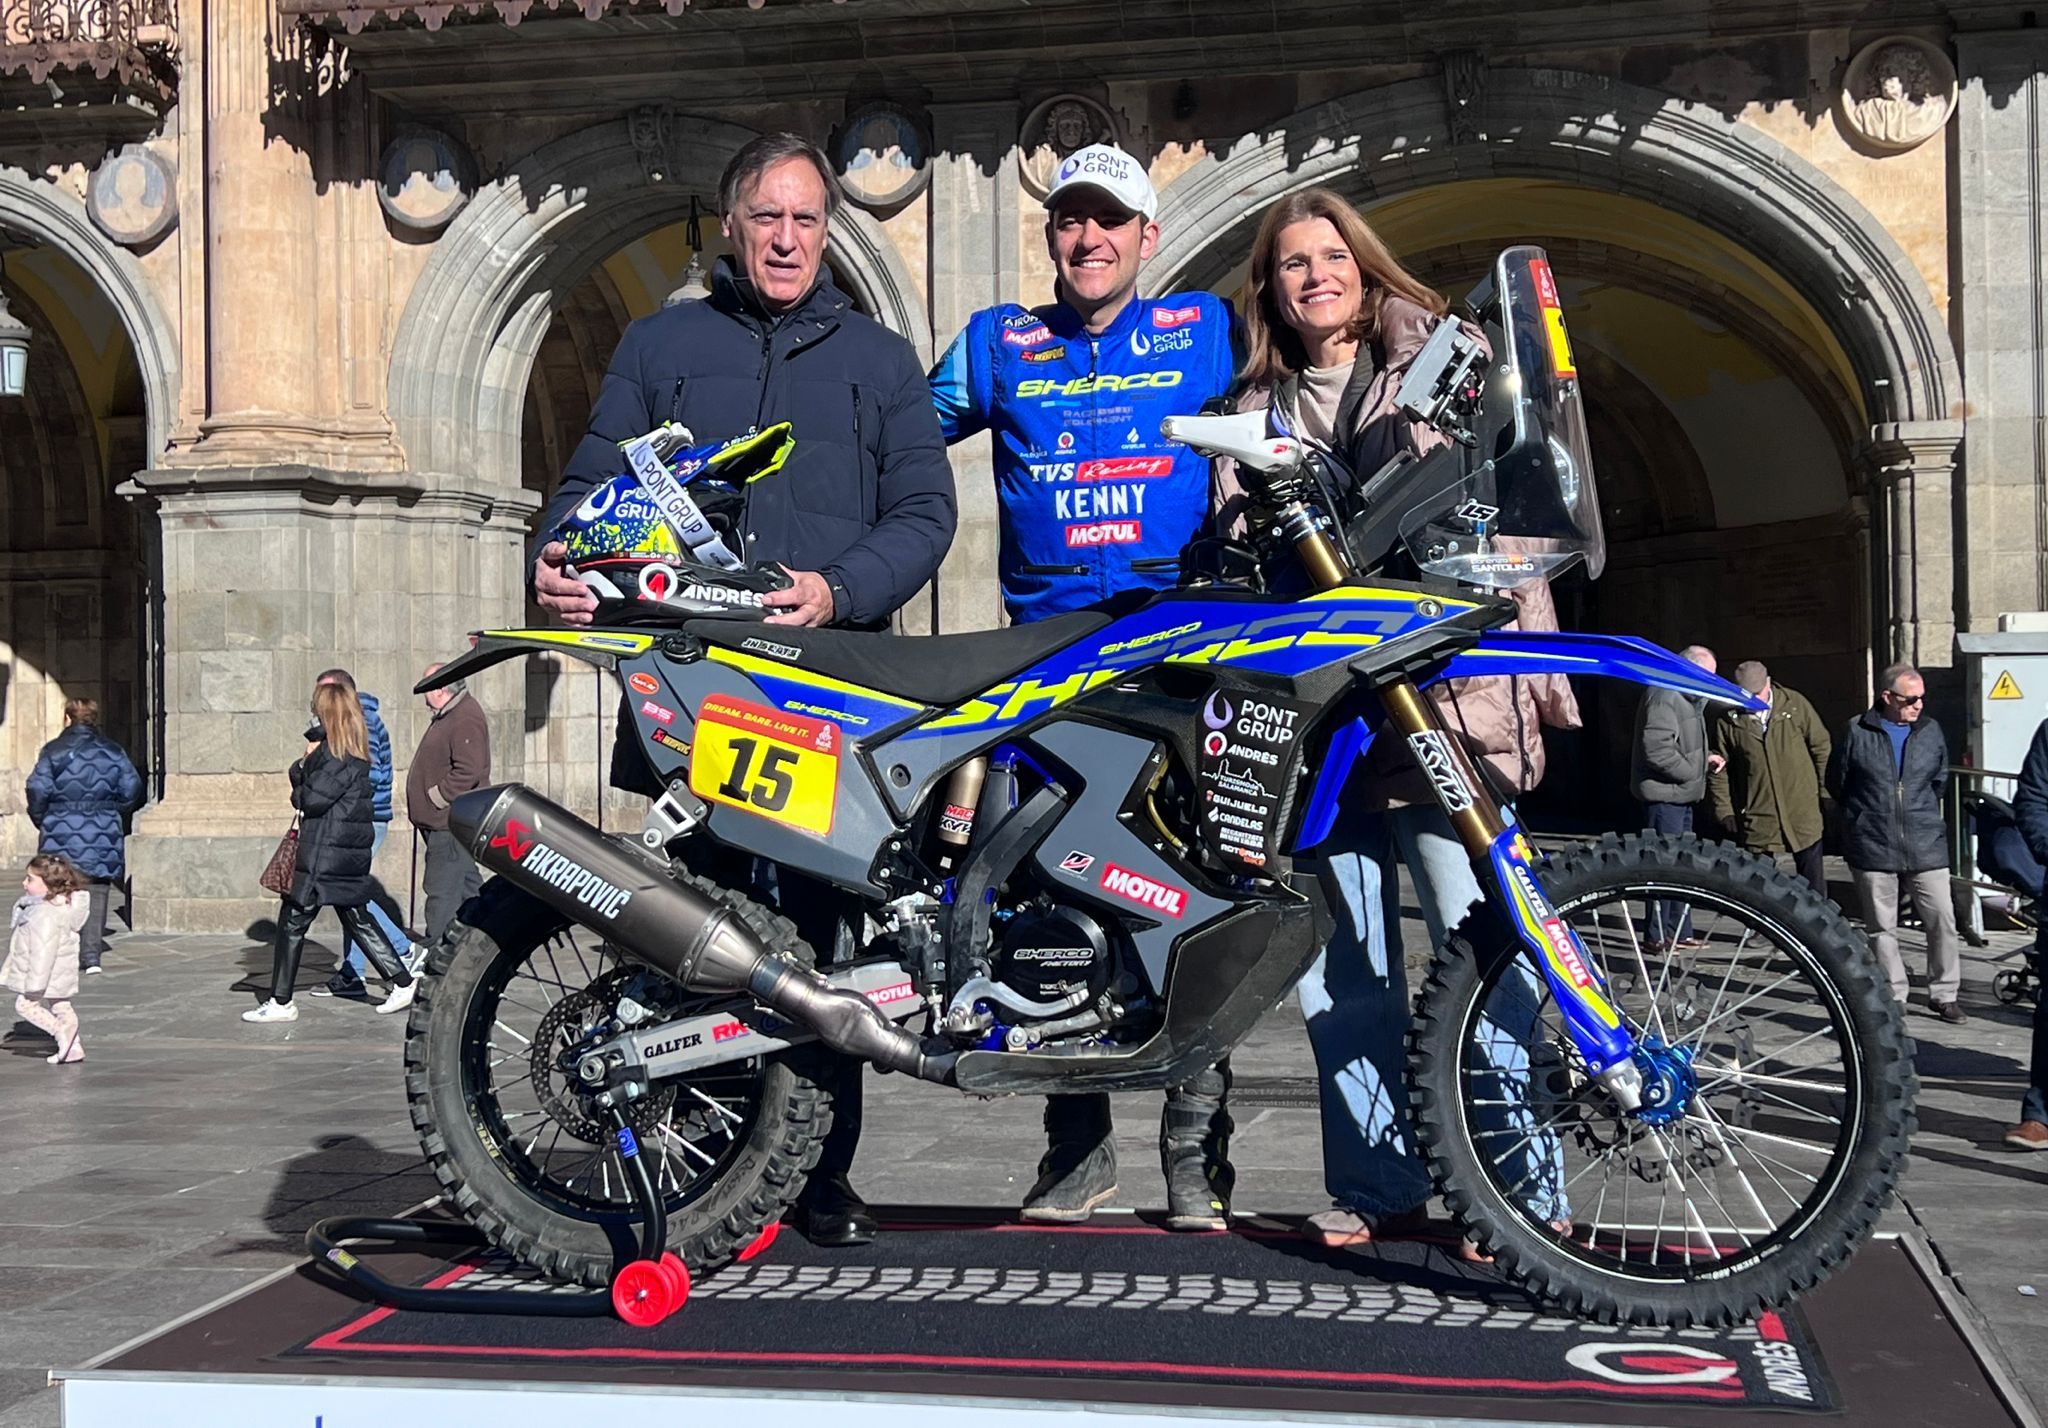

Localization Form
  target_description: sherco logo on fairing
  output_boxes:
[1017,371,1183,398]
[515,842,635,920]
[1099,863,1186,918]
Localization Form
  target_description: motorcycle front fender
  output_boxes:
[1292,630,1761,853]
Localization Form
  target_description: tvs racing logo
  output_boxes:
[1099,863,1186,919]
[489,818,535,861]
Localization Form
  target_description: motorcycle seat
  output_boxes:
[682,610,1116,708]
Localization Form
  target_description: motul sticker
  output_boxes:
[1066,520,1142,547]
[1002,324,1054,347]
[1099,862,1186,918]
[640,699,675,725]
[628,672,661,696]
[1078,456,1173,482]
[1152,304,1201,328]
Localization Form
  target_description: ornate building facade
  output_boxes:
[0,0,2035,928]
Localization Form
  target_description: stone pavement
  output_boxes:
[0,895,2044,1426]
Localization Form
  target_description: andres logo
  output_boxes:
[489,818,535,862]
[1099,862,1186,919]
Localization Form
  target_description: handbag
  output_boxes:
[259,815,302,897]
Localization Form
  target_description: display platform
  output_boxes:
[60,1208,2035,1428]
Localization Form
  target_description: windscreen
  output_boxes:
[1399,246,1605,589]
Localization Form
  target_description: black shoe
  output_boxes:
[1930,999,1969,1025]
[1160,1071,1234,1231]
[1022,1138,1118,1222]
[793,1173,876,1247]
[308,973,368,1000]
[1162,1147,1233,1231]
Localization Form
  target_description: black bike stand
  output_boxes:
[307,1110,701,1328]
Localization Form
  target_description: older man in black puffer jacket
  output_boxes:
[1825,662,1962,1022]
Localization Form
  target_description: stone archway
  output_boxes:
[388,112,928,497]
[1149,69,1964,677]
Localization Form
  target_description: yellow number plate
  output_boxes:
[688,695,841,836]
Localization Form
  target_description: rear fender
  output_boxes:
[415,629,657,693]
[1292,630,1760,852]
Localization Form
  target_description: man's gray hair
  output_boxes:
[1878,661,1921,693]
[718,132,841,220]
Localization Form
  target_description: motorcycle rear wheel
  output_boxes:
[406,875,835,1288]
[1408,832,1915,1327]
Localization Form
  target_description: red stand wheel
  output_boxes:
[611,1259,679,1327]
[737,1219,782,1262]
[657,1252,693,1307]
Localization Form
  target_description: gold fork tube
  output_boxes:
[1377,677,1509,859]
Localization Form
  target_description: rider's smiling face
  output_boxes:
[1271,217,1362,354]
[1046,191,1158,321]
[723,157,830,312]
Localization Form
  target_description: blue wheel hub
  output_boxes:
[1631,1037,1696,1126]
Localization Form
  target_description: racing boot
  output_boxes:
[1160,1060,1234,1231]
[1021,1093,1118,1222]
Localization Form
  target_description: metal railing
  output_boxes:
[0,0,177,90]
[1945,765,2028,945]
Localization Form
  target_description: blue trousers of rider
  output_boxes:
[1301,804,1569,1223]
[2024,933,2048,1127]
[340,824,414,981]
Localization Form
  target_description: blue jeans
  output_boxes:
[1642,802,1693,942]
[1302,804,1569,1221]
[341,824,413,980]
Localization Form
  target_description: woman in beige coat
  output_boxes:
[3,853,92,1064]
[1220,188,1577,1252]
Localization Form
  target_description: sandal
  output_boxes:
[1303,1206,1430,1248]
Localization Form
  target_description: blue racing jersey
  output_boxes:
[930,291,1237,623]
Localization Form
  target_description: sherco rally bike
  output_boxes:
[408,246,1912,1328]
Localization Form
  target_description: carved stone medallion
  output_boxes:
[87,145,178,247]
[1019,94,1120,201]
[1839,37,1957,153]
[377,127,476,232]
[833,102,932,212]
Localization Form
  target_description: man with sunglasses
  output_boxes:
[1825,663,1965,1022]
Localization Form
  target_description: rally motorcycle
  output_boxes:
[407,246,1913,1328]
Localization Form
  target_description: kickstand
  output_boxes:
[307,1106,692,1327]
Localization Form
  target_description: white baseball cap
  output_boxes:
[1043,144,1158,221]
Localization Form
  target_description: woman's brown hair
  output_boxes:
[28,853,87,899]
[1237,187,1447,391]
[312,682,370,763]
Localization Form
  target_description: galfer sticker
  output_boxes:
[1407,729,1475,813]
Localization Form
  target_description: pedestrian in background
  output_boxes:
[1826,663,1964,1022]
[245,684,417,1024]
[1708,660,1832,900]
[1632,644,1719,947]
[3,853,91,1064]
[2005,714,2048,1150]
[25,698,143,975]
[408,666,490,947]
[307,669,423,1000]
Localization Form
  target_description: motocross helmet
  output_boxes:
[558,422,796,621]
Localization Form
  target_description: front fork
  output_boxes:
[1377,678,1646,1112]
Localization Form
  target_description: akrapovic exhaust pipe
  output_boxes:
[448,784,950,1084]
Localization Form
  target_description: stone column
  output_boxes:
[1858,421,1964,676]
[1954,31,2048,631]
[914,101,1023,635]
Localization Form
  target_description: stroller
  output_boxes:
[1964,790,2044,1005]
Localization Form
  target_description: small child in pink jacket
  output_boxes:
[3,853,92,1064]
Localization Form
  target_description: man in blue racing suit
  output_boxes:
[928,142,1237,1230]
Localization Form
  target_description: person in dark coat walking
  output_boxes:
[2005,716,2048,1150]
[311,668,422,999]
[406,666,490,947]
[1825,663,1964,1022]
[1708,661,1832,899]
[25,698,144,974]
[526,134,958,1252]
[1632,644,1719,946]
[245,684,416,1024]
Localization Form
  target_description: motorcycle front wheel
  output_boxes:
[406,875,835,1287]
[1408,832,1916,1327]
